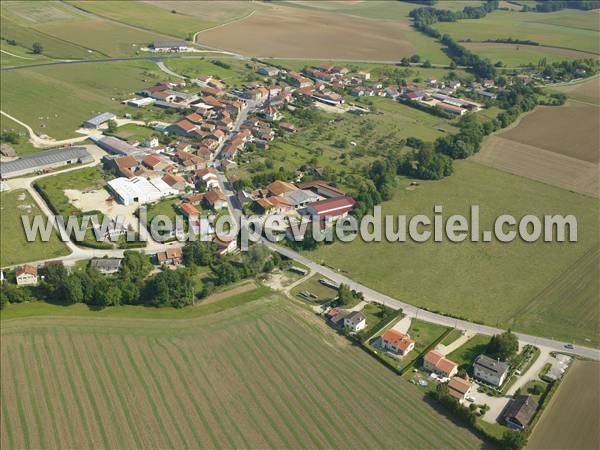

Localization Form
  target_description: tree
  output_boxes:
[409,54,421,63]
[183,241,216,267]
[32,42,43,54]
[486,330,519,361]
[212,262,240,286]
[63,274,84,305]
[119,250,152,284]
[500,430,527,450]
[422,59,432,68]
[107,120,118,133]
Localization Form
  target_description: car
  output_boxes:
[465,396,476,403]
[565,343,574,349]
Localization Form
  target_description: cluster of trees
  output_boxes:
[337,283,364,306]
[2,243,285,310]
[486,330,519,361]
[434,113,490,159]
[409,1,498,25]
[484,38,539,46]
[0,130,20,145]
[522,0,600,12]
[409,3,498,78]
[539,58,599,81]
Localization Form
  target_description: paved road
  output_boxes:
[261,240,600,361]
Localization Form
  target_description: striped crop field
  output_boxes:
[0,295,484,449]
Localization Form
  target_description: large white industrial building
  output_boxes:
[107,176,177,205]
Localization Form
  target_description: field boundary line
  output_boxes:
[0,49,35,60]
[193,9,257,40]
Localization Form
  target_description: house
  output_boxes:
[423,351,458,378]
[92,216,127,241]
[262,105,281,121]
[162,173,187,191]
[448,80,461,90]
[357,70,370,80]
[195,168,219,189]
[258,66,279,77]
[112,155,139,178]
[178,202,200,218]
[381,329,415,356]
[403,90,424,101]
[344,311,366,332]
[503,395,538,430]
[301,196,356,222]
[170,119,198,136]
[279,122,297,133]
[483,79,495,88]
[203,188,228,211]
[288,71,313,88]
[143,136,160,148]
[266,180,299,197]
[155,247,183,266]
[150,40,188,52]
[473,354,510,387]
[142,154,170,172]
[256,196,295,215]
[447,377,474,404]
[326,308,350,329]
[350,87,365,97]
[213,236,237,255]
[15,265,38,286]
[90,258,122,274]
[83,112,116,129]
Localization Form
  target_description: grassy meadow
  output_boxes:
[0,189,69,267]
[306,161,600,347]
[0,294,486,449]
[0,60,166,139]
[435,9,600,55]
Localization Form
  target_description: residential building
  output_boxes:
[15,265,38,286]
[288,71,313,88]
[155,247,183,266]
[83,112,116,129]
[381,329,415,356]
[344,311,367,332]
[90,258,122,274]
[162,173,187,191]
[326,308,350,329]
[503,395,538,430]
[258,66,279,77]
[447,377,474,404]
[178,202,200,218]
[266,180,299,197]
[203,188,228,211]
[195,168,219,189]
[473,354,510,386]
[213,236,237,255]
[423,350,458,378]
[279,122,297,133]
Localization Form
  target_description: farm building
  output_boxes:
[95,136,143,157]
[126,98,155,108]
[0,147,93,179]
[107,176,177,205]
[149,40,189,52]
[473,355,509,386]
[83,112,116,129]
[301,196,356,222]
[503,395,538,430]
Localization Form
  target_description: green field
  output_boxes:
[0,294,485,449]
[67,1,214,40]
[0,115,39,156]
[35,167,107,217]
[462,43,598,67]
[435,9,600,55]
[290,274,338,303]
[164,58,260,86]
[0,61,166,139]
[402,319,449,367]
[306,160,600,347]
[112,124,157,143]
[1,1,163,58]
[0,189,69,267]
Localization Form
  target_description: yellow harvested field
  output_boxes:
[528,360,600,450]
[473,135,599,198]
[196,5,415,60]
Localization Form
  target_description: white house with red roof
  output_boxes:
[423,350,458,378]
[381,329,415,356]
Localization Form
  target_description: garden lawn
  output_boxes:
[306,160,600,346]
[403,319,449,368]
[290,274,338,303]
[447,334,491,373]
[0,189,69,266]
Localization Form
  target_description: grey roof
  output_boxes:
[151,40,187,48]
[0,147,91,177]
[84,112,116,127]
[503,395,538,428]
[474,354,510,375]
[345,310,366,322]
[90,258,122,271]
[283,189,320,206]
[96,136,141,156]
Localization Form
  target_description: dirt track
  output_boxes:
[196,5,415,60]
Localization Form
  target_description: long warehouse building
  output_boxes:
[0,147,93,179]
